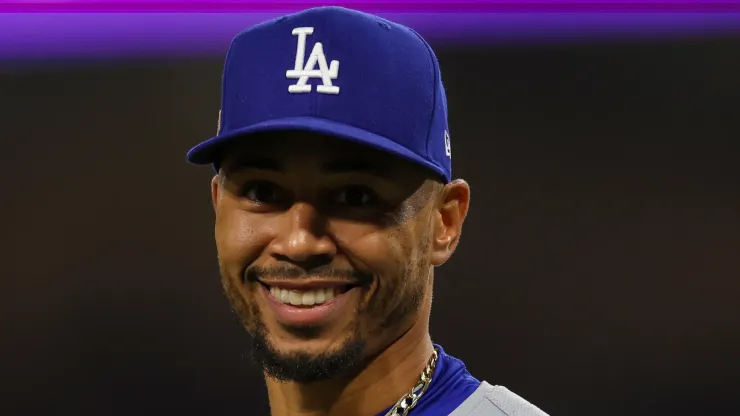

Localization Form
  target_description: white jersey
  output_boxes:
[448,382,549,416]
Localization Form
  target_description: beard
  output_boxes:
[221,242,429,384]
[222,267,370,383]
[250,317,367,383]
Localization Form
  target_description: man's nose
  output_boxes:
[267,202,336,269]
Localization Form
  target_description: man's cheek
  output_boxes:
[224,278,261,332]
[223,279,246,318]
[217,213,265,257]
[364,273,405,320]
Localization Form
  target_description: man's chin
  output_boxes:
[250,329,367,383]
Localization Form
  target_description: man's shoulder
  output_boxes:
[447,381,549,416]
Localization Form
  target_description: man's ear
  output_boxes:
[430,179,471,266]
[211,174,220,212]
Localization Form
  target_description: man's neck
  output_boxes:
[265,318,434,416]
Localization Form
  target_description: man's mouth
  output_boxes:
[260,282,356,307]
[258,281,361,327]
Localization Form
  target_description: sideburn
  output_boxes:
[371,185,436,334]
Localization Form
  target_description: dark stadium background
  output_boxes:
[1,8,738,416]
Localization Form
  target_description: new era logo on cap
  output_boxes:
[187,6,452,182]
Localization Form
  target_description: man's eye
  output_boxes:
[242,181,283,204]
[333,186,377,207]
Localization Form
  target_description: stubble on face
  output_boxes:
[221,228,434,382]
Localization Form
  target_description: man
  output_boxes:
[187,6,548,416]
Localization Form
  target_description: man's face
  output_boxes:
[212,132,458,382]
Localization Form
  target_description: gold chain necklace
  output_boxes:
[383,347,439,416]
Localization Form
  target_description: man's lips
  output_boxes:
[260,283,359,326]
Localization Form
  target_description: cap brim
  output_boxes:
[186,116,449,182]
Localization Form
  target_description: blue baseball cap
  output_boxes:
[186,6,452,182]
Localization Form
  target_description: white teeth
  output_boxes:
[289,290,302,305]
[301,291,315,306]
[270,287,337,306]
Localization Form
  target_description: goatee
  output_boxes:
[249,321,367,383]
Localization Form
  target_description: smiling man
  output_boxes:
[187,6,548,416]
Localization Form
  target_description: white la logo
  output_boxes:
[286,27,340,94]
[444,130,451,157]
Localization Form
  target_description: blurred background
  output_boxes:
[1,3,739,416]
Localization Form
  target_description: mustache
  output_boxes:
[245,265,373,285]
